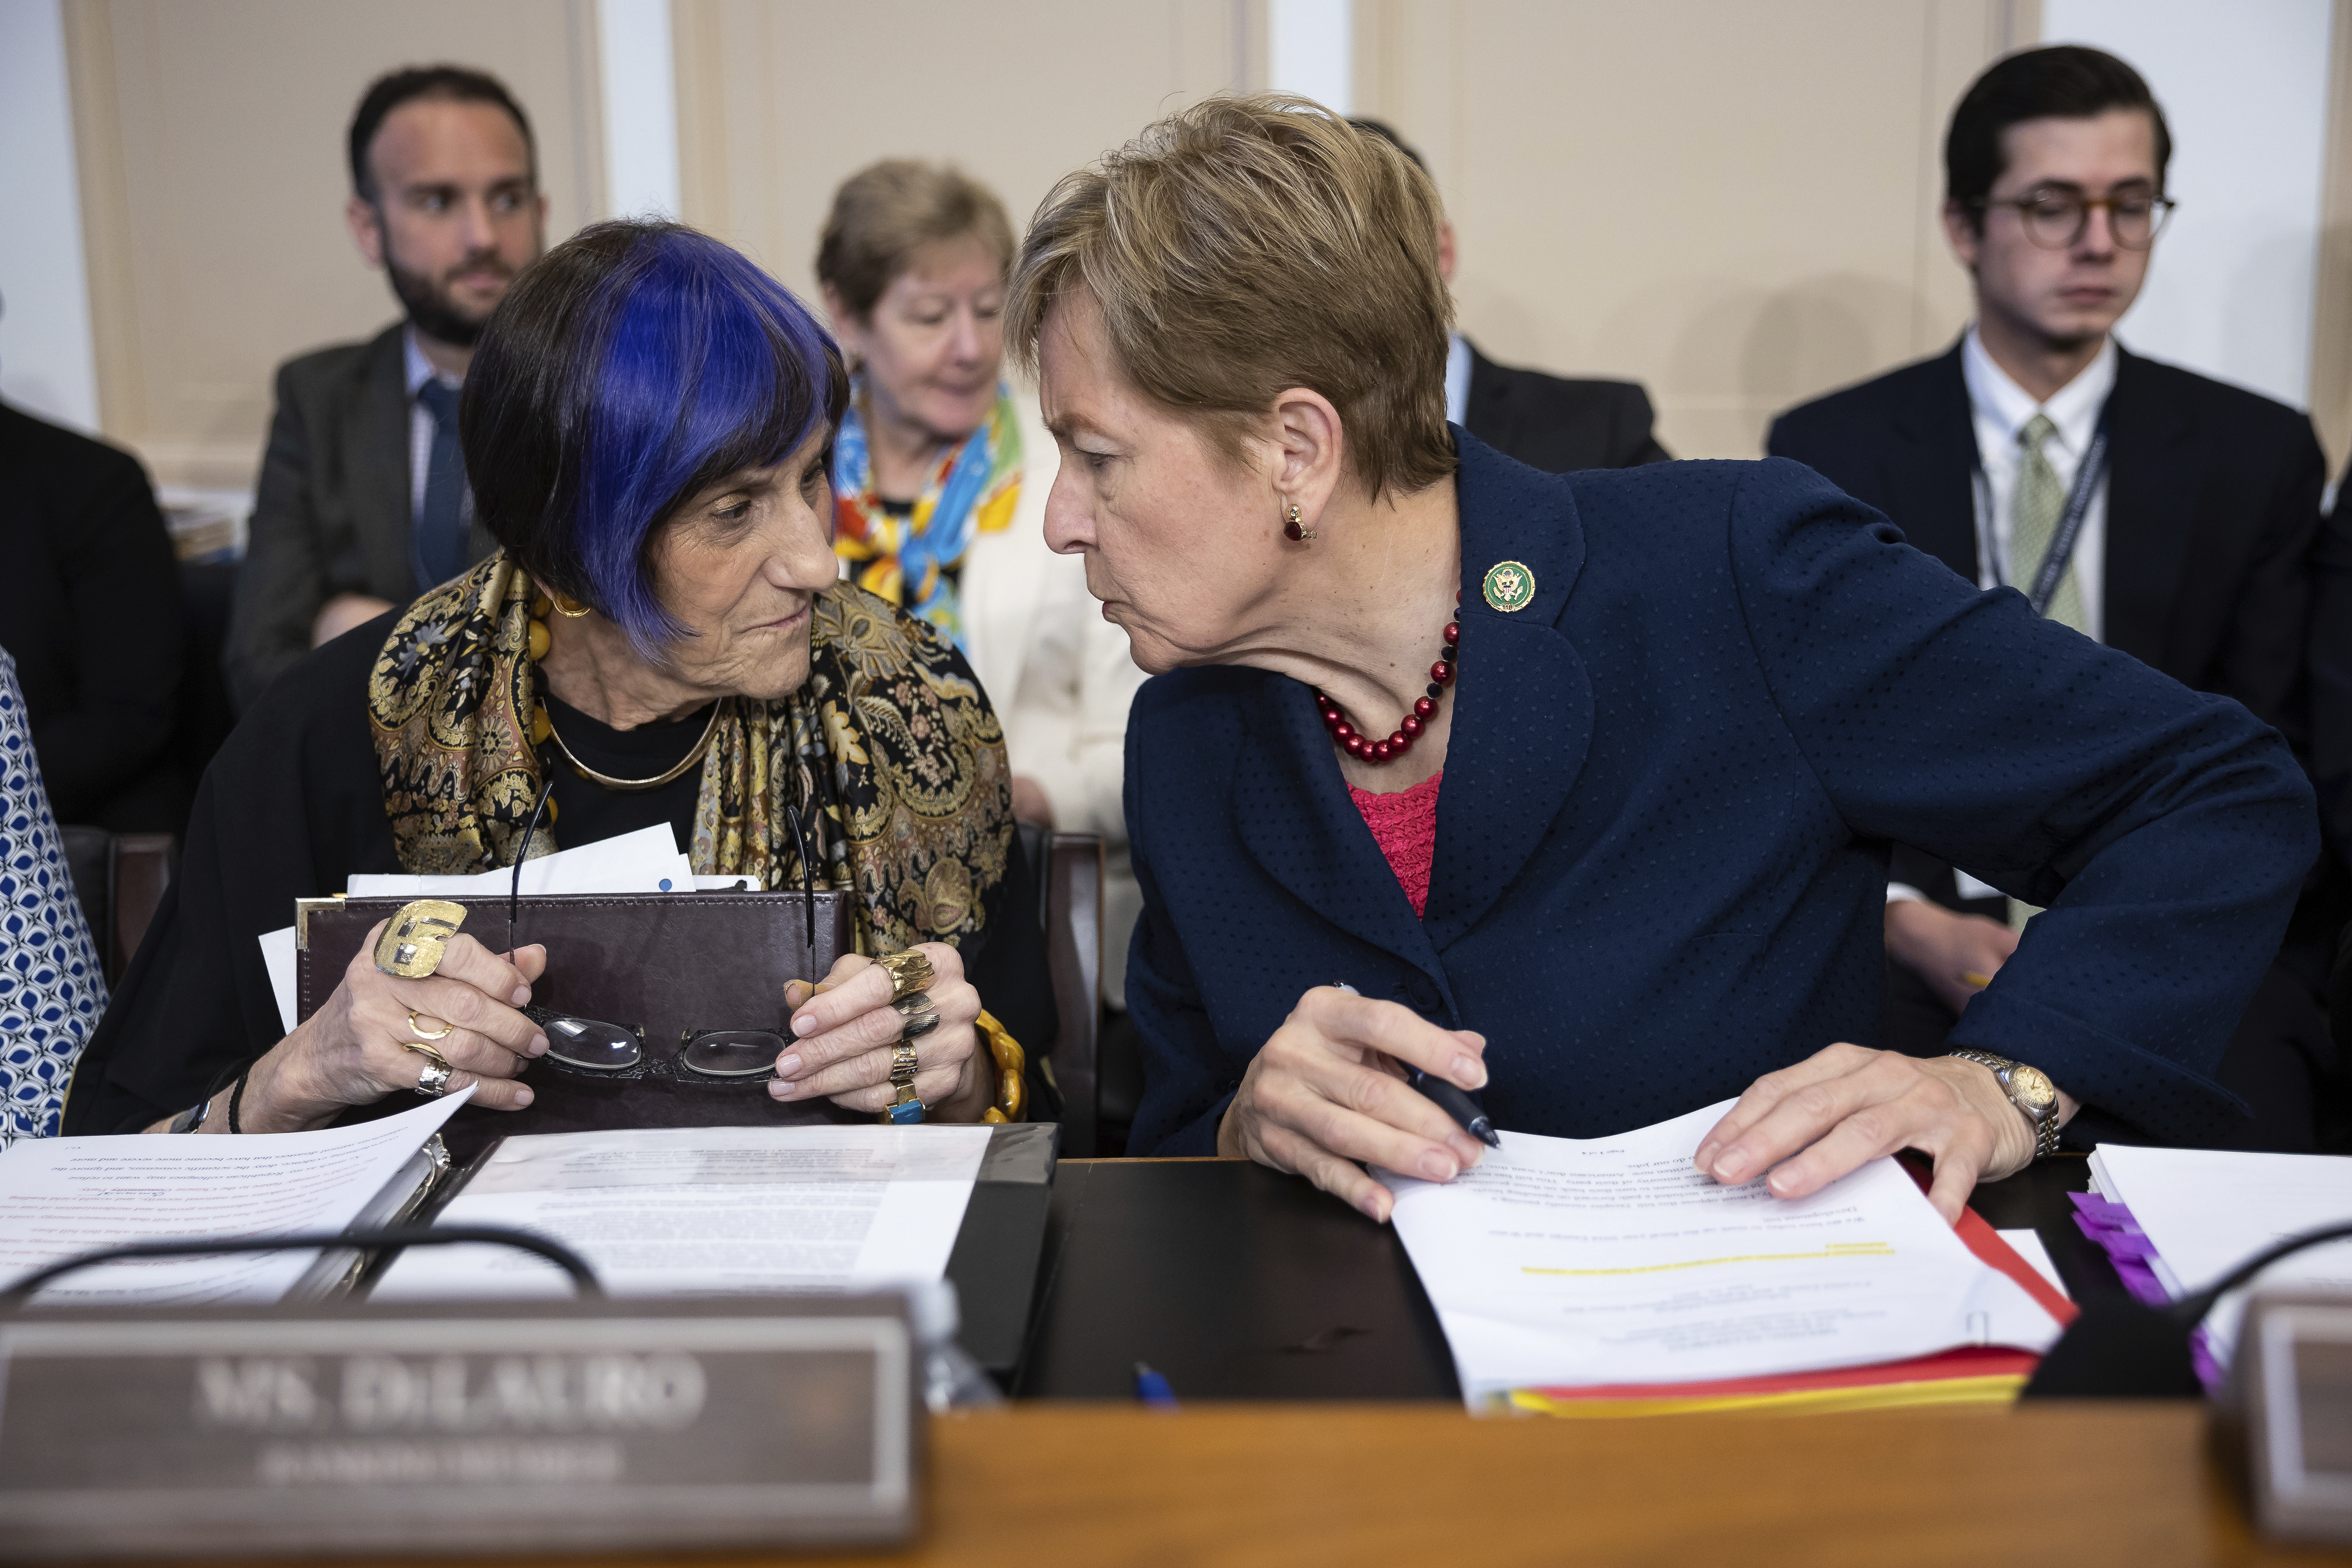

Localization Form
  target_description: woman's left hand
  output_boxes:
[1692,1043,2055,1222]
[772,942,993,1121]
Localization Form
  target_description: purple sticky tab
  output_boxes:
[2067,1189,2227,1395]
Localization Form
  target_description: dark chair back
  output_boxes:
[59,827,176,985]
[1043,833,1104,1156]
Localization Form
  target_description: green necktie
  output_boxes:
[2006,413,2087,934]
[2012,412,2089,636]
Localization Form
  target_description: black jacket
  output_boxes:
[1768,340,2323,746]
[225,323,493,712]
[1462,339,1669,472]
[0,402,186,831]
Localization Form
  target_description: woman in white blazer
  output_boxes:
[818,161,1146,1012]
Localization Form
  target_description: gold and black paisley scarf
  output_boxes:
[366,554,1012,954]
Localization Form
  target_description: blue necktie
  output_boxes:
[413,379,469,591]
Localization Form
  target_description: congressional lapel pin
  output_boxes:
[1482,560,1536,613]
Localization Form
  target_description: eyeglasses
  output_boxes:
[499,767,844,1089]
[520,998,941,1087]
[1974,186,2176,250]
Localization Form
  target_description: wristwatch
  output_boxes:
[1945,1049,2062,1159]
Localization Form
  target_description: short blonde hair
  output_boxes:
[816,160,1015,321]
[1008,94,1455,499]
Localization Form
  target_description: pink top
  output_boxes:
[1349,770,1444,917]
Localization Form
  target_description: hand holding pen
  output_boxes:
[1214,982,1494,1224]
[1332,982,1498,1148]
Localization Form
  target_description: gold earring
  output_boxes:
[1282,503,1317,543]
[550,591,591,618]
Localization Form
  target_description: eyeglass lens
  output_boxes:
[527,1007,646,1073]
[679,1030,789,1078]
[2014,189,2170,250]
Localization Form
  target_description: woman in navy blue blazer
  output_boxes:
[1007,96,2315,1222]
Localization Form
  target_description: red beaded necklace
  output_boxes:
[1314,605,1459,764]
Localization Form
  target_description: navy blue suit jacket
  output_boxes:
[1122,431,2316,1155]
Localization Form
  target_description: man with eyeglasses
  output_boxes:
[1771,45,2333,1152]
[225,66,547,713]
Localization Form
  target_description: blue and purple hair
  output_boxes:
[460,219,848,652]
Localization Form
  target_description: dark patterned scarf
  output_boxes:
[366,554,1012,954]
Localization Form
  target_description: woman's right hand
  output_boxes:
[1217,986,1491,1223]
[231,924,550,1133]
[1884,898,2018,1014]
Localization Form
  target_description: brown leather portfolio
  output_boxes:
[297,892,863,1156]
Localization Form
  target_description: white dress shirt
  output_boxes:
[1961,325,2114,643]
[1445,331,1472,427]
[1889,327,2117,909]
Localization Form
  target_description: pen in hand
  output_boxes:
[1333,982,1499,1149]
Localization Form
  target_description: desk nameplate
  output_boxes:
[0,1300,918,1559]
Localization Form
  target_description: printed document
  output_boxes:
[2090,1144,2352,1363]
[0,1092,471,1306]
[370,1124,990,1300]
[1381,1100,2062,1404]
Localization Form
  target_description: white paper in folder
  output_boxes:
[1381,1100,2062,1405]
[369,1124,990,1300]
[259,826,760,1034]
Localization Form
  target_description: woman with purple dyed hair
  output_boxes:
[68,222,1047,1142]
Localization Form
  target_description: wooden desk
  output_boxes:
[141,1161,2352,1562]
[753,1403,2341,1567]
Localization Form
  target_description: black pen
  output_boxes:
[1332,982,1500,1148]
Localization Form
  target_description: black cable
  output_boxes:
[2169,1220,2352,1328]
[0,1225,603,1306]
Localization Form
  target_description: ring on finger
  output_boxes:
[407,1009,456,1042]
[399,1038,451,1069]
[415,1058,455,1098]
[898,1008,942,1044]
[875,950,936,1003]
[891,989,936,1019]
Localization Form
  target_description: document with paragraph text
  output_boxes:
[1379,1100,2063,1405]
[370,1124,990,1300]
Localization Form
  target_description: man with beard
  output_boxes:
[225,66,545,711]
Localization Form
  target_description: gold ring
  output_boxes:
[875,950,935,1002]
[375,899,467,978]
[399,1039,450,1069]
[407,1009,456,1042]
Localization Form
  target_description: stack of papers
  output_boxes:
[0,1095,472,1305]
[1381,1101,2067,1413]
[370,1125,991,1300]
[2086,1144,2352,1371]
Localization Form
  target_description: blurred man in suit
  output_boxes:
[1770,46,2332,1149]
[225,65,546,711]
[0,399,185,832]
[1350,119,1667,472]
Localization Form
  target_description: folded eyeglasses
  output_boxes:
[497,781,915,1091]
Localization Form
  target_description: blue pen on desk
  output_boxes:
[1332,982,1499,1149]
[1133,1362,1178,1409]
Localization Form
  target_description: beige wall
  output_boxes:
[1355,0,2037,457]
[63,0,608,490]
[671,0,1261,305]
[51,0,2104,477]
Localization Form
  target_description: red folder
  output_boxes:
[1509,1193,2074,1417]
